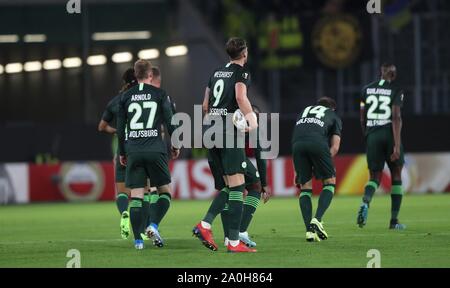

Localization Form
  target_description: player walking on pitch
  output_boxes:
[117,60,180,250]
[357,63,406,230]
[193,37,258,253]
[98,68,137,240]
[292,97,342,242]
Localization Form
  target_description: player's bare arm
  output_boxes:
[330,135,341,157]
[360,103,366,136]
[97,119,117,134]
[235,82,257,131]
[202,87,210,115]
[391,105,402,161]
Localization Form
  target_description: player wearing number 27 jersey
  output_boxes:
[117,59,180,250]
[357,63,406,230]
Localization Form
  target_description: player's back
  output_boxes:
[292,105,342,146]
[361,79,404,135]
[120,83,171,154]
[207,63,250,117]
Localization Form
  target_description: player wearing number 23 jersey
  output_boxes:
[357,63,406,231]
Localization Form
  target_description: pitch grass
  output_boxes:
[0,195,449,268]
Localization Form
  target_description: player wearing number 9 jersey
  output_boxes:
[194,37,258,253]
[117,59,180,250]
[357,63,406,230]
[292,97,342,242]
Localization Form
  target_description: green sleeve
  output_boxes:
[161,92,180,148]
[117,95,127,156]
[101,100,115,123]
[331,115,343,137]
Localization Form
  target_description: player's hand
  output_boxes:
[390,146,401,162]
[171,147,180,159]
[261,185,272,204]
[244,112,258,133]
[119,155,127,167]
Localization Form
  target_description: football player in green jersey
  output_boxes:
[292,97,342,242]
[193,37,258,253]
[117,60,180,250]
[357,63,406,230]
[98,68,137,240]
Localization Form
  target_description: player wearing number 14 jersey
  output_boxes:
[117,59,180,250]
[357,63,406,230]
[292,97,342,242]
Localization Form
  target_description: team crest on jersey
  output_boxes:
[243,73,249,79]
[242,162,247,169]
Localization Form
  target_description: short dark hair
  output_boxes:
[134,59,152,80]
[151,66,161,79]
[317,97,337,110]
[122,68,136,85]
[226,37,247,60]
[120,68,137,93]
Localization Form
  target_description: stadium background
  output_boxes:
[1,0,449,204]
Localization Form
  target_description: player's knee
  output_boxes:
[246,181,262,193]
[301,180,313,190]
[116,182,130,195]
[323,177,336,185]
[157,184,171,195]
[227,174,245,187]
[390,166,403,181]
[369,171,382,183]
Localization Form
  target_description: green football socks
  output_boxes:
[152,193,171,226]
[141,193,150,232]
[315,184,335,222]
[203,187,230,224]
[228,184,245,241]
[391,180,403,221]
[299,189,313,231]
[148,191,159,226]
[116,192,129,215]
[240,190,261,233]
[363,180,379,204]
[221,203,230,238]
[129,198,143,240]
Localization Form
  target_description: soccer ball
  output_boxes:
[232,109,256,131]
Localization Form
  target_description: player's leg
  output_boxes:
[387,143,406,230]
[193,150,227,251]
[223,148,256,252]
[221,202,230,246]
[114,155,131,239]
[116,183,131,239]
[125,152,147,249]
[147,186,159,227]
[358,130,384,227]
[145,152,173,247]
[293,142,318,242]
[201,155,229,228]
[309,143,337,240]
[140,183,151,240]
[238,159,261,247]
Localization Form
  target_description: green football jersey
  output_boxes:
[117,83,177,155]
[101,94,121,156]
[292,105,342,146]
[361,79,404,135]
[207,63,251,117]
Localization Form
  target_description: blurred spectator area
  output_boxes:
[193,0,450,117]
